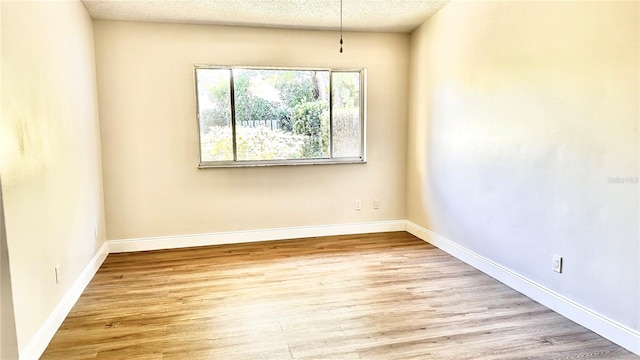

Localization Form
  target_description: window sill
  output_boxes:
[198,158,366,168]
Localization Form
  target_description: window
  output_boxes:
[195,66,366,167]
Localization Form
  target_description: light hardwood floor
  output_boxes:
[42,232,637,359]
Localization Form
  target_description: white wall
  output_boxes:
[93,21,409,241]
[408,0,638,334]
[0,0,106,354]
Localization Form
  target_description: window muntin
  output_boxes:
[195,66,365,167]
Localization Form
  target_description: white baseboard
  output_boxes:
[107,220,407,253]
[19,242,109,360]
[405,221,640,356]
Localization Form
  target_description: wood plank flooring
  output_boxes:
[42,232,638,359]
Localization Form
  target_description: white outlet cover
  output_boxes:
[552,255,562,273]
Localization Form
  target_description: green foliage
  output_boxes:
[200,71,232,128]
[200,125,305,161]
[198,68,357,162]
[274,73,312,132]
[274,72,315,108]
[200,126,234,161]
[200,108,229,128]
[236,127,305,161]
[276,108,293,132]
[332,73,360,108]
[233,72,281,123]
[292,101,329,158]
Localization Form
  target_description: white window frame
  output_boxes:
[194,65,367,168]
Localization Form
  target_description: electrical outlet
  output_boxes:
[373,199,380,210]
[355,199,362,211]
[93,224,98,240]
[54,265,61,284]
[552,255,563,273]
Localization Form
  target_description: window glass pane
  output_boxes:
[332,72,361,158]
[197,68,233,161]
[233,69,330,161]
[195,66,365,167]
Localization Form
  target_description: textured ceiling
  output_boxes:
[82,0,449,33]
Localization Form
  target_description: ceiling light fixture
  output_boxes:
[339,0,343,53]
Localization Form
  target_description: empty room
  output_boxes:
[1,0,638,359]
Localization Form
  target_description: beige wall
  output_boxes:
[0,4,19,358]
[0,0,106,352]
[1,181,18,360]
[3,0,637,355]
[408,1,639,331]
[94,21,409,240]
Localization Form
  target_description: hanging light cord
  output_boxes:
[339,0,343,53]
